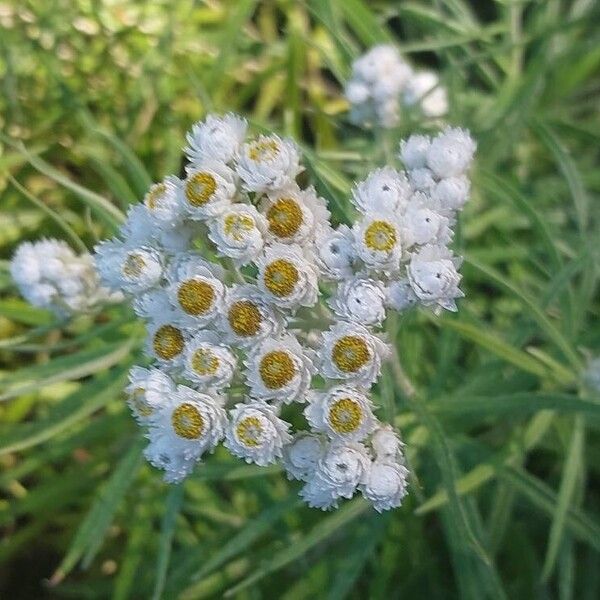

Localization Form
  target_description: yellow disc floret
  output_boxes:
[223,213,255,241]
[236,416,264,447]
[122,253,146,278]
[228,300,262,337]
[263,259,299,297]
[153,324,185,360]
[191,348,220,376]
[267,198,303,239]
[328,397,363,434]
[185,172,217,206]
[364,220,397,252]
[177,279,215,315]
[259,350,296,389]
[248,139,279,162]
[331,335,370,373]
[171,402,204,439]
[145,182,167,210]
[131,387,153,417]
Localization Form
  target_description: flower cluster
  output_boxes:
[9,113,474,512]
[10,239,121,318]
[345,44,448,128]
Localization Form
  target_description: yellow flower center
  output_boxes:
[328,397,362,434]
[267,198,303,239]
[228,300,262,337]
[122,253,146,278]
[145,182,167,210]
[191,348,220,376]
[331,335,370,373]
[364,220,397,252]
[171,402,204,439]
[259,350,296,389]
[248,139,279,162]
[153,324,184,360]
[177,279,215,315]
[263,259,298,297]
[131,387,153,416]
[223,213,255,242]
[185,171,217,206]
[236,416,264,447]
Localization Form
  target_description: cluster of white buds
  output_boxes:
[10,239,121,318]
[345,45,448,128]
[86,113,475,511]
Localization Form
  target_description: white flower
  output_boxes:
[344,79,370,105]
[236,134,302,192]
[94,239,163,295]
[305,385,377,442]
[403,71,448,118]
[244,334,315,404]
[220,284,285,347]
[146,385,227,481]
[318,321,390,386]
[426,127,476,179]
[256,243,318,310]
[145,318,188,367]
[353,212,403,274]
[224,401,291,466]
[143,176,185,225]
[399,134,431,170]
[207,203,266,265]
[182,162,237,219]
[11,239,119,317]
[301,442,371,509]
[351,167,411,214]
[125,366,175,424]
[385,278,418,312]
[407,245,464,312]
[402,193,452,248]
[431,175,471,211]
[313,225,356,280]
[165,253,225,327]
[370,424,404,463]
[181,331,236,390]
[283,432,327,481]
[328,276,387,327]
[185,113,247,166]
[361,460,409,512]
[353,45,412,88]
[260,184,330,246]
[408,167,436,191]
[133,288,174,320]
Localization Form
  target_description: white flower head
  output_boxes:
[351,167,411,215]
[313,224,356,281]
[244,334,315,404]
[256,243,318,310]
[133,288,174,320]
[301,442,371,509]
[165,253,225,327]
[283,432,327,481]
[329,275,387,327]
[208,203,267,265]
[143,176,185,225]
[408,167,436,192]
[143,436,196,484]
[145,318,188,368]
[220,284,285,347]
[261,184,330,246]
[407,245,464,312]
[182,161,237,219]
[403,71,448,118]
[370,424,404,463]
[318,321,390,386]
[94,239,163,295]
[399,134,431,170]
[402,192,452,248]
[181,331,236,391]
[146,384,227,479]
[236,134,302,193]
[385,278,418,312]
[353,45,412,88]
[426,127,476,179]
[344,79,370,105]
[305,385,377,442]
[224,401,291,466]
[361,460,409,512]
[353,212,403,274]
[185,113,248,166]
[125,366,175,424]
[431,175,471,211]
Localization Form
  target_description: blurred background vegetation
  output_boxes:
[1,0,599,598]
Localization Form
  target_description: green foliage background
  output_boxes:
[1,0,599,598]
